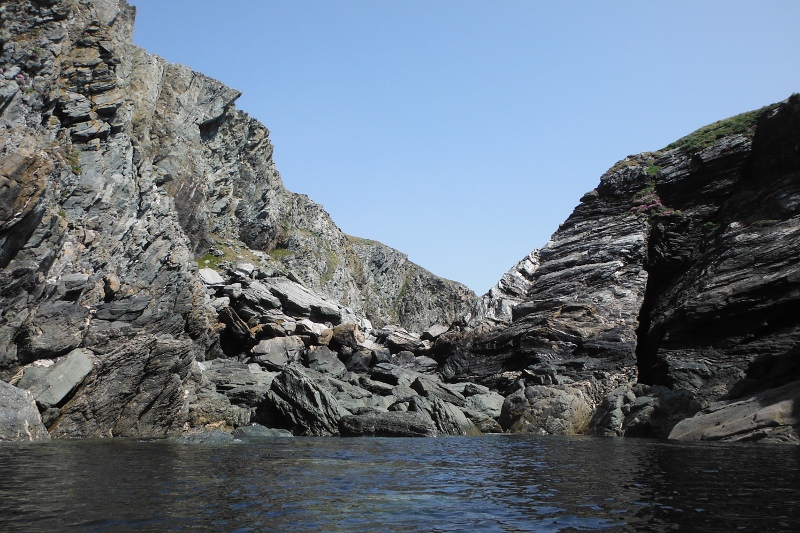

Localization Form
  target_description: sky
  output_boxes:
[130,1,800,294]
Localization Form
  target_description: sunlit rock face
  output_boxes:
[0,0,473,437]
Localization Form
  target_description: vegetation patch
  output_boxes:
[346,234,378,246]
[629,181,682,219]
[67,149,81,175]
[197,238,262,270]
[702,221,721,234]
[268,247,293,261]
[663,104,778,152]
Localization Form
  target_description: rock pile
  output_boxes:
[192,262,506,436]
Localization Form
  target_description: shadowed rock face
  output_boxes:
[440,96,800,441]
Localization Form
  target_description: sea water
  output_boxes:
[0,435,798,532]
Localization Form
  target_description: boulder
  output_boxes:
[668,381,800,444]
[339,411,437,437]
[386,329,427,353]
[345,350,375,373]
[411,376,466,407]
[263,277,344,323]
[409,396,481,436]
[412,356,439,374]
[198,268,225,286]
[251,336,305,370]
[0,380,50,441]
[464,391,505,419]
[330,322,365,350]
[370,363,422,387]
[266,366,348,435]
[500,385,593,435]
[421,324,449,341]
[305,346,347,378]
[19,301,90,361]
[17,348,94,407]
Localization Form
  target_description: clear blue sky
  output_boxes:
[130,1,800,294]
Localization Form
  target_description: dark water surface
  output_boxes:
[1,435,798,532]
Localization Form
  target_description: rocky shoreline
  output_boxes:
[1,0,799,444]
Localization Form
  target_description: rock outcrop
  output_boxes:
[1,0,798,444]
[438,95,800,442]
[0,0,473,438]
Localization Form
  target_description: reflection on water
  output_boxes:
[0,435,798,532]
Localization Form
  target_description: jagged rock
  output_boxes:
[305,346,347,378]
[345,350,375,373]
[370,363,422,387]
[18,301,91,362]
[0,0,473,440]
[421,324,449,341]
[266,366,348,436]
[668,380,800,444]
[263,277,346,324]
[500,385,593,435]
[16,348,94,407]
[250,336,304,370]
[203,360,276,391]
[411,376,466,407]
[239,280,282,313]
[386,329,426,353]
[49,336,204,438]
[198,268,225,286]
[339,411,437,437]
[409,396,481,436]
[412,356,439,374]
[466,250,540,326]
[0,380,50,441]
[464,391,505,419]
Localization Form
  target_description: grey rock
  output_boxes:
[232,424,293,438]
[409,396,481,436]
[305,346,347,378]
[411,376,466,407]
[19,301,90,361]
[370,363,422,388]
[0,380,50,441]
[339,411,437,437]
[251,336,304,370]
[171,429,235,444]
[17,348,93,407]
[421,324,449,341]
[668,380,800,444]
[266,366,348,436]
[501,385,593,435]
[464,391,505,419]
[386,329,426,353]
[345,350,375,373]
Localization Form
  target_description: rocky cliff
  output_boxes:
[0,0,473,440]
[439,96,800,443]
[1,0,798,445]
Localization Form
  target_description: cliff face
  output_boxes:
[0,0,473,439]
[440,96,800,442]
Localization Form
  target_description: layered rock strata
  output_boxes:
[439,96,800,443]
[0,0,473,439]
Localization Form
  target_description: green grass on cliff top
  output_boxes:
[663,103,779,152]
